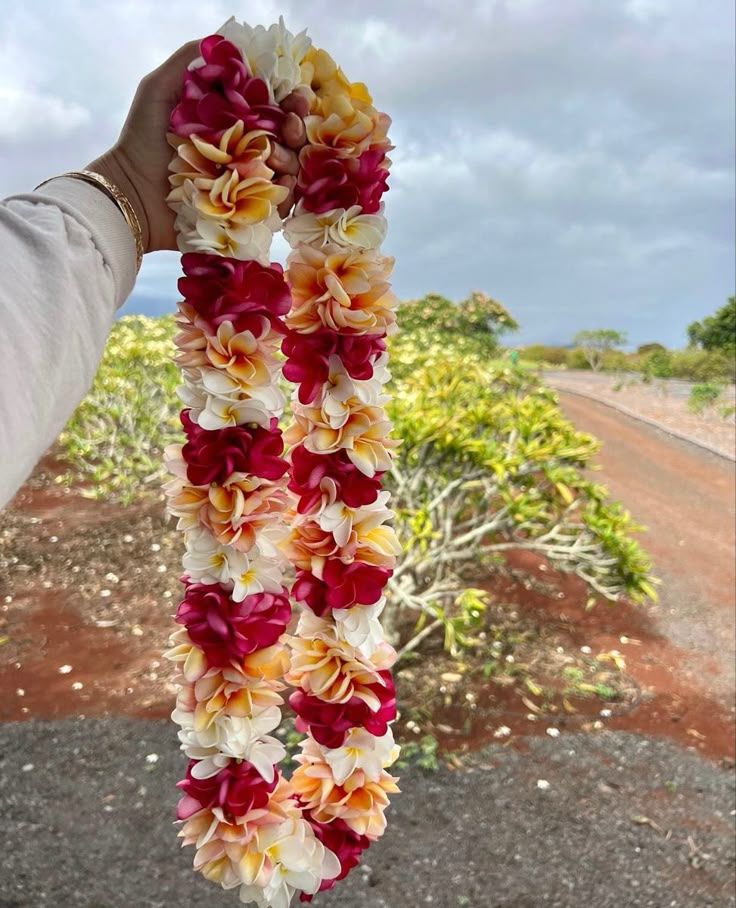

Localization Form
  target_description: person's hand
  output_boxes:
[86,40,308,254]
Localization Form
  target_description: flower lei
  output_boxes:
[162,18,400,907]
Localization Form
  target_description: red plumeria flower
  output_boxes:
[290,672,397,748]
[296,145,390,214]
[176,757,278,822]
[176,584,291,666]
[181,410,287,486]
[178,254,292,335]
[170,35,285,140]
[282,329,387,404]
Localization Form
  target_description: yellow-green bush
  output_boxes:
[669,349,736,382]
[57,311,656,653]
[57,315,181,504]
[517,345,570,366]
[386,333,655,638]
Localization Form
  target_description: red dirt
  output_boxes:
[478,550,734,762]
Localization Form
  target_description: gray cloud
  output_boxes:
[2,0,733,347]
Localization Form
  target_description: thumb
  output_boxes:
[146,39,203,102]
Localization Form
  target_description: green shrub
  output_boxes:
[519,345,570,366]
[687,383,723,415]
[642,349,673,379]
[567,348,590,370]
[600,350,629,373]
[57,315,180,504]
[637,343,667,356]
[386,334,657,646]
[670,349,736,383]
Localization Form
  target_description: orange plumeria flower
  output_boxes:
[286,245,397,336]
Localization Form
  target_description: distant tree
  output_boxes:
[637,342,667,355]
[573,329,627,372]
[687,297,736,353]
[396,291,518,366]
[457,290,519,338]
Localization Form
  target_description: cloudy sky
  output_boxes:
[1,0,733,347]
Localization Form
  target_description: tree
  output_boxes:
[457,291,519,338]
[687,297,736,354]
[572,329,627,372]
[637,342,666,355]
[396,292,517,367]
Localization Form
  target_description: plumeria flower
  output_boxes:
[285,613,397,706]
[320,727,400,785]
[163,628,208,683]
[174,207,276,264]
[205,320,282,384]
[230,550,284,601]
[238,816,341,908]
[291,736,400,839]
[182,526,236,586]
[285,245,398,337]
[183,528,284,599]
[178,367,284,429]
[285,397,398,476]
[176,706,286,781]
[317,489,394,549]
[284,204,388,250]
[308,354,391,428]
[214,16,312,102]
[332,598,387,657]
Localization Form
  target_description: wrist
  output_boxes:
[86,149,151,253]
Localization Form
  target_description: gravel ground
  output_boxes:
[1,718,733,908]
[543,371,736,458]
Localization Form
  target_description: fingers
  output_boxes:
[145,39,203,100]
[268,143,300,176]
[282,112,306,150]
[275,175,297,219]
[281,90,310,119]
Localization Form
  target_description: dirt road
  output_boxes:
[556,391,736,704]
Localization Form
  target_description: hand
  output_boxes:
[86,41,308,255]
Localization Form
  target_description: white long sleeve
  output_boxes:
[0,177,138,510]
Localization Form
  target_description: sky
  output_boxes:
[1,0,733,348]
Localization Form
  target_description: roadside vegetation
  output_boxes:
[50,291,660,765]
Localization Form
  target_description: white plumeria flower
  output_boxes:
[196,393,280,431]
[284,204,388,250]
[268,17,312,101]
[188,752,231,780]
[252,523,289,561]
[163,443,189,481]
[178,367,284,429]
[295,608,338,642]
[230,551,283,601]
[320,727,400,785]
[209,16,311,102]
[182,526,234,585]
[176,706,285,782]
[238,817,341,907]
[332,598,387,656]
[183,530,283,597]
[174,207,276,264]
[317,490,393,549]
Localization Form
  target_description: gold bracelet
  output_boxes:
[35,170,144,273]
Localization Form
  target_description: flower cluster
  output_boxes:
[165,20,399,907]
[279,36,401,902]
